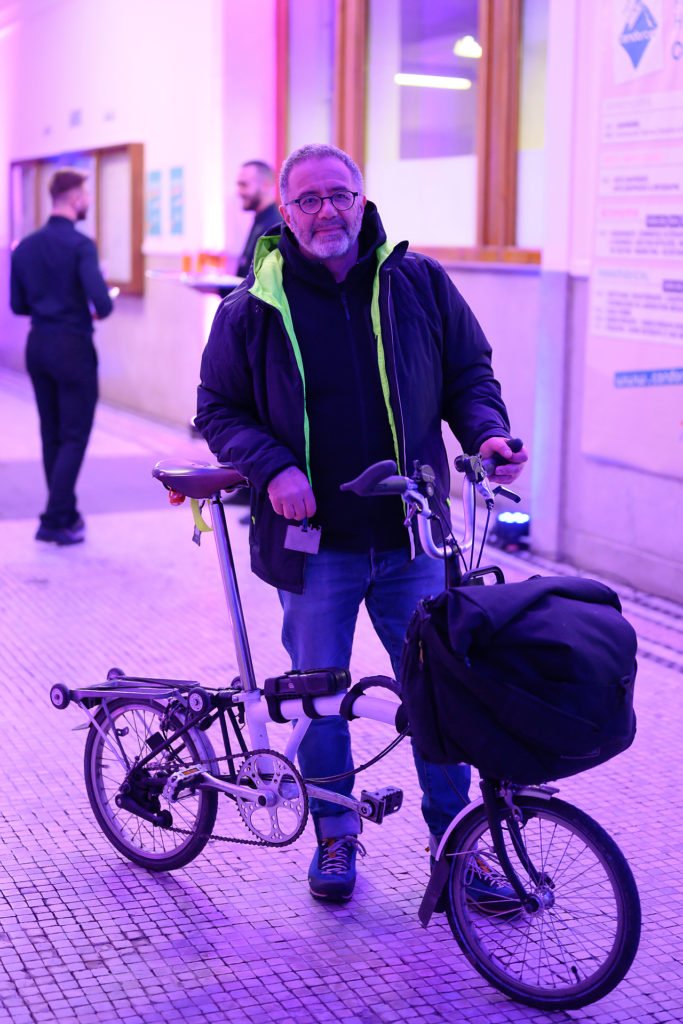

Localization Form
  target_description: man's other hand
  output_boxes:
[479,437,528,485]
[268,466,317,521]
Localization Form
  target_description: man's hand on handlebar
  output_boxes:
[268,466,317,521]
[479,437,528,485]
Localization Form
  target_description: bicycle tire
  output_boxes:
[445,795,641,1010]
[84,698,218,871]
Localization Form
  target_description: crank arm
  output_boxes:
[306,785,370,816]
[198,773,278,806]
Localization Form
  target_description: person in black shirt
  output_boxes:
[10,167,114,545]
[235,161,280,278]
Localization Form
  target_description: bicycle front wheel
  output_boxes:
[446,795,641,1010]
[84,698,218,871]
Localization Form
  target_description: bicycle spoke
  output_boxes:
[85,699,217,869]
[446,795,640,1010]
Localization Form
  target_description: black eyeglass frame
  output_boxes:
[285,191,360,215]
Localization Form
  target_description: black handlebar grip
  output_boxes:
[481,437,524,477]
[489,437,523,465]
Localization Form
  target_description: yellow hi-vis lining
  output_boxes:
[371,240,402,472]
[249,246,312,484]
[190,498,213,533]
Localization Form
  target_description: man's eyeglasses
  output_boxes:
[286,190,359,215]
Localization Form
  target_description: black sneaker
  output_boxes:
[308,836,366,902]
[35,516,85,546]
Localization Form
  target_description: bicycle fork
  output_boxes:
[480,780,553,911]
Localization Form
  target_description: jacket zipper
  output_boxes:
[383,273,416,558]
[384,274,408,476]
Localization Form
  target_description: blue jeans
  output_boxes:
[278,548,471,841]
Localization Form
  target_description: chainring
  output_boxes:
[235,749,308,846]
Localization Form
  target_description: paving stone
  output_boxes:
[1,366,682,1023]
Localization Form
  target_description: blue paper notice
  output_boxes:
[169,167,184,236]
[146,171,162,236]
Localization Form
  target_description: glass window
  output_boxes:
[10,164,37,245]
[398,1,480,159]
[365,0,481,247]
[287,0,336,151]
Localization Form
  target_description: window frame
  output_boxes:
[9,143,145,295]
[275,0,541,264]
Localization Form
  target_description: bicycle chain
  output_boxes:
[159,749,304,848]
[162,822,272,847]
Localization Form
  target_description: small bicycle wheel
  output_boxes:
[84,698,218,871]
[445,795,641,1010]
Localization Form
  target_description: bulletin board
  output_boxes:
[9,143,144,295]
[583,0,683,480]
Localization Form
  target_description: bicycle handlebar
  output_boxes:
[340,439,524,564]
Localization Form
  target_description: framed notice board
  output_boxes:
[9,142,144,295]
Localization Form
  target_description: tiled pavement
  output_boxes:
[1,366,682,1024]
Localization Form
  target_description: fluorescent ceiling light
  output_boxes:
[453,35,482,59]
[394,73,472,90]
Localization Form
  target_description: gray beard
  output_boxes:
[305,203,364,260]
[308,230,353,259]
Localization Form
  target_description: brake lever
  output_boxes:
[493,485,521,504]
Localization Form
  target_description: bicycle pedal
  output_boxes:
[163,765,205,802]
[359,786,403,824]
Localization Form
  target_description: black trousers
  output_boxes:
[26,328,98,529]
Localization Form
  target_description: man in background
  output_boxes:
[235,160,280,278]
[10,167,114,545]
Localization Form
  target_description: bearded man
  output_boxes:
[235,160,280,278]
[196,143,527,903]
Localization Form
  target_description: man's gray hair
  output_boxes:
[279,144,364,202]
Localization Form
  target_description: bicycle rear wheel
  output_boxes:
[84,698,218,871]
[446,795,641,1010]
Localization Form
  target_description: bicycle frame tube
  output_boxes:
[239,689,401,765]
[246,691,400,730]
[208,496,258,692]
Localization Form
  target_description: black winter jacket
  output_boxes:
[196,204,510,593]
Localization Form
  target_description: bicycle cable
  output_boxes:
[469,497,477,571]
[306,728,409,784]
[475,505,493,569]
[429,512,465,587]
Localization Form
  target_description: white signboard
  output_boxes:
[583,0,683,478]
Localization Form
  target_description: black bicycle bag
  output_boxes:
[399,575,637,784]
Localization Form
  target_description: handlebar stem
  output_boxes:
[405,489,472,561]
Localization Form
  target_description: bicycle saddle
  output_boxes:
[152,460,248,499]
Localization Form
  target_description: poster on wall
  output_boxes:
[146,170,162,236]
[169,167,184,236]
[583,0,683,479]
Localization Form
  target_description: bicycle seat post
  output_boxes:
[208,494,258,692]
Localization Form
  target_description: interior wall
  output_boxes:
[443,264,540,510]
[562,276,682,602]
[222,0,278,265]
[0,0,276,426]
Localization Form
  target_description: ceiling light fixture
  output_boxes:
[453,35,482,59]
